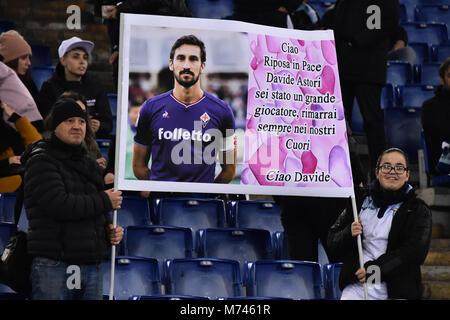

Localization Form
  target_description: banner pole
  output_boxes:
[109,209,118,300]
[350,195,368,300]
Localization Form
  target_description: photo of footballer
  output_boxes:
[132,35,237,183]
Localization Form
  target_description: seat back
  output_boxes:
[417,62,441,86]
[399,84,435,108]
[246,260,323,300]
[402,23,448,46]
[415,4,450,25]
[386,61,413,86]
[196,228,274,266]
[30,66,55,91]
[103,256,161,300]
[164,258,242,298]
[30,44,52,66]
[229,200,282,233]
[124,225,193,262]
[384,107,422,162]
[153,198,226,232]
[112,195,150,228]
[323,263,343,300]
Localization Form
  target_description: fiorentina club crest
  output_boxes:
[200,112,210,128]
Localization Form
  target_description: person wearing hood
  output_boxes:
[21,98,123,300]
[327,148,432,300]
[421,57,450,176]
[38,37,113,139]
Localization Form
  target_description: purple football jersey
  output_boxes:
[134,90,235,182]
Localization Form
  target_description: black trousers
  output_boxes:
[279,196,348,263]
[341,80,387,177]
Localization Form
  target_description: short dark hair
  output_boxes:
[169,35,206,63]
[439,56,450,79]
[375,147,410,169]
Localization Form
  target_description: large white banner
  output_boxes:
[115,14,354,197]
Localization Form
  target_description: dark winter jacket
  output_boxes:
[421,86,450,174]
[331,0,400,85]
[327,188,432,299]
[38,63,113,138]
[21,135,113,264]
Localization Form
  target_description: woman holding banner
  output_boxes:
[327,148,432,300]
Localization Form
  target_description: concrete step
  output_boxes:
[422,280,450,300]
[424,251,450,266]
[421,266,450,281]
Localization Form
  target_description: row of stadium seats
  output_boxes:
[0,193,284,235]
[102,257,342,300]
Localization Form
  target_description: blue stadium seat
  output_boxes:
[152,198,226,231]
[30,44,52,66]
[0,222,16,253]
[30,66,55,91]
[0,192,17,223]
[188,0,234,19]
[96,138,110,161]
[112,195,150,228]
[323,262,343,300]
[399,4,409,23]
[107,93,117,117]
[384,107,422,162]
[350,99,364,135]
[421,130,450,186]
[102,256,161,300]
[415,4,450,25]
[123,225,193,264]
[399,0,421,22]
[432,43,450,62]
[0,20,15,33]
[308,1,335,19]
[417,62,441,86]
[386,60,413,86]
[273,231,289,260]
[402,22,449,46]
[245,260,323,300]
[228,200,282,234]
[196,228,274,266]
[409,42,431,64]
[398,84,435,108]
[163,258,242,299]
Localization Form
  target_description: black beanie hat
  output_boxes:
[51,98,88,131]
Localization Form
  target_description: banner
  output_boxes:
[115,14,354,197]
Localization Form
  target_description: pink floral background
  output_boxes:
[241,34,353,188]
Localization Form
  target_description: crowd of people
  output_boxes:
[0,0,447,300]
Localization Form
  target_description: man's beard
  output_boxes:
[174,70,200,88]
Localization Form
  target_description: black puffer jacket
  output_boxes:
[327,188,432,299]
[21,135,113,264]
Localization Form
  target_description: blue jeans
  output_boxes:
[31,257,103,300]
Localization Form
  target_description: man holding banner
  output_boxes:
[133,34,237,184]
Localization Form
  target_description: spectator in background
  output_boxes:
[328,148,432,300]
[421,57,450,175]
[100,0,193,91]
[0,101,42,193]
[0,30,45,128]
[0,60,43,133]
[328,0,400,178]
[39,37,113,139]
[387,25,416,66]
[232,0,302,28]
[21,98,123,300]
[289,0,320,30]
[42,91,106,169]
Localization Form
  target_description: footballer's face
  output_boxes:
[169,44,205,89]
